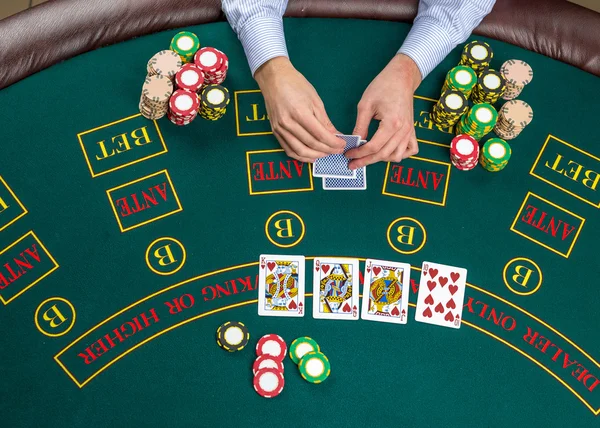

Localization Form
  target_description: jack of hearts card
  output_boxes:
[312,257,360,320]
[414,261,467,329]
[361,259,411,324]
[258,254,305,317]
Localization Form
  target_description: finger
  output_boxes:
[352,101,373,140]
[274,133,317,164]
[349,129,408,169]
[313,102,340,134]
[283,121,341,154]
[297,112,345,151]
[402,135,419,159]
[276,127,328,161]
[346,119,397,159]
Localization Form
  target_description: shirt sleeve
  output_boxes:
[221,0,290,76]
[398,0,496,79]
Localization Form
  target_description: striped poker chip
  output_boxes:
[194,47,224,73]
[253,368,284,398]
[169,89,199,116]
[175,63,205,92]
[253,354,284,375]
[256,334,287,361]
[216,321,250,352]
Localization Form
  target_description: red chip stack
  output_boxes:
[174,63,205,93]
[450,134,480,171]
[194,47,229,85]
[167,89,199,126]
[253,334,286,398]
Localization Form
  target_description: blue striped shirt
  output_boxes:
[222,0,496,78]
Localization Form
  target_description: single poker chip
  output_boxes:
[200,84,230,109]
[253,368,285,398]
[253,354,285,375]
[298,351,331,384]
[216,321,250,352]
[289,337,320,365]
[256,334,287,361]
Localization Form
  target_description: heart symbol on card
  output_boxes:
[435,303,444,313]
[427,280,436,291]
[450,272,460,283]
[444,311,455,322]
[428,268,438,279]
[446,298,456,309]
[267,262,276,271]
[439,277,448,287]
[342,303,351,313]
[449,284,458,295]
[424,294,434,305]
[423,307,433,318]
[373,266,381,276]
[322,265,330,274]
[288,300,297,310]
[391,306,400,316]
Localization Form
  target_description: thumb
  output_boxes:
[314,104,339,134]
[353,103,372,140]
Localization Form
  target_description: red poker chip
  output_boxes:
[253,368,284,398]
[169,89,199,116]
[175,64,205,92]
[256,334,287,361]
[194,47,224,73]
[253,354,284,375]
[450,134,479,160]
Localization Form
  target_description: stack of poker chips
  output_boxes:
[449,134,480,171]
[289,337,331,384]
[194,47,229,85]
[139,74,173,120]
[167,89,200,125]
[430,90,469,128]
[494,100,534,140]
[441,66,477,97]
[479,138,512,172]
[470,69,506,104]
[170,31,200,63]
[459,41,493,74]
[253,334,287,398]
[198,84,230,121]
[500,60,533,100]
[456,103,498,141]
[174,63,205,93]
[216,321,250,352]
[146,50,182,80]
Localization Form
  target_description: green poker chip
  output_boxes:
[299,351,330,384]
[289,337,320,365]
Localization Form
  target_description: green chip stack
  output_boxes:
[441,66,477,97]
[170,31,201,63]
[431,90,469,128]
[459,41,493,74]
[470,69,506,104]
[199,84,230,121]
[289,337,330,384]
[455,103,498,141]
[479,138,512,172]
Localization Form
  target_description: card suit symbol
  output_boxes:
[322,264,330,274]
[423,307,433,318]
[444,311,455,322]
[427,280,436,291]
[391,306,400,316]
[342,303,351,313]
[450,272,460,283]
[424,294,434,305]
[449,284,458,295]
[267,262,276,271]
[428,268,438,279]
[435,303,444,313]
[439,277,448,287]
[373,266,381,276]
[446,298,456,309]
[288,300,297,310]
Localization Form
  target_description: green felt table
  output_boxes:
[1,17,599,427]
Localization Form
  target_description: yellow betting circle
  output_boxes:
[265,210,305,248]
[34,297,76,337]
[386,217,427,255]
[503,257,543,296]
[145,237,187,276]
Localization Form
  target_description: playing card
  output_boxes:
[312,257,360,320]
[258,254,305,317]
[414,261,467,329]
[312,134,360,178]
[361,259,411,324]
[322,166,366,190]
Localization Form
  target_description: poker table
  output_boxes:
[1,0,600,426]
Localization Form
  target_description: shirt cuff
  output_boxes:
[398,18,454,79]
[238,16,289,76]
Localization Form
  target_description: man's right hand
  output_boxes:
[254,57,345,163]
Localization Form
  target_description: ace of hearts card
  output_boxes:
[312,257,359,320]
[415,261,467,329]
[361,259,411,324]
[258,254,305,317]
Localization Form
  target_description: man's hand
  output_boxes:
[255,57,345,163]
[346,54,422,169]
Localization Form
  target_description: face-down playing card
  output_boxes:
[313,134,360,178]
